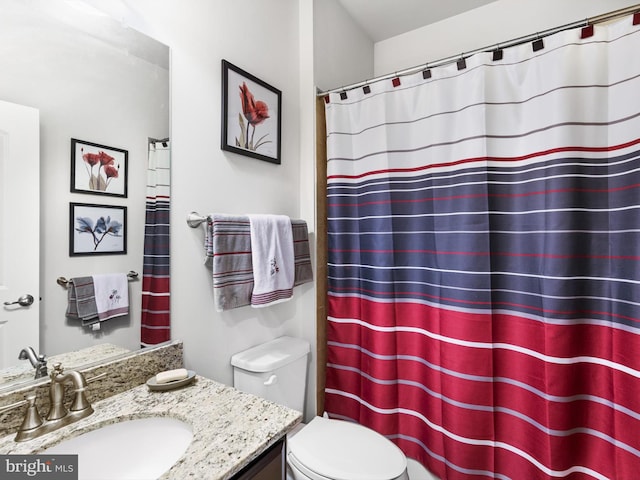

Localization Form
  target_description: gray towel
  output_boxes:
[66,277,99,325]
[292,220,313,286]
[206,215,255,312]
[204,215,313,312]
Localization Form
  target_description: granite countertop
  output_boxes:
[0,375,302,479]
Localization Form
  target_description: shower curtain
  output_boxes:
[324,17,640,480]
[141,139,171,346]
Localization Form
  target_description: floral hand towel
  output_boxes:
[248,214,295,307]
[92,273,129,321]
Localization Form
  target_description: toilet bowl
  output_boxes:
[231,336,409,480]
[287,416,408,480]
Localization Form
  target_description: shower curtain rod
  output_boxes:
[317,4,640,96]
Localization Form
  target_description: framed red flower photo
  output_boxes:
[221,60,282,164]
[71,138,128,197]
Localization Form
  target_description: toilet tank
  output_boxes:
[231,336,310,413]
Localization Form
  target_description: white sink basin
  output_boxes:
[44,417,193,480]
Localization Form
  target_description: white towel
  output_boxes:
[248,214,295,307]
[92,273,129,321]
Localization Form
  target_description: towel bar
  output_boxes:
[57,271,139,287]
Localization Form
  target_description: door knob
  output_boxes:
[3,294,35,307]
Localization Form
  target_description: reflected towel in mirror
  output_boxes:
[92,273,129,321]
[66,276,99,325]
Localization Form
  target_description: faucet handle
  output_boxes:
[49,362,64,379]
[67,371,103,414]
[67,370,92,414]
[19,394,43,431]
[14,394,44,442]
[0,394,44,442]
[70,388,92,413]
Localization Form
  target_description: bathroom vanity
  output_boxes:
[0,341,300,479]
[0,375,301,479]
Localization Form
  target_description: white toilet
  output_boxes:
[231,336,409,480]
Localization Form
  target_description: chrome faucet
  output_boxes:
[18,346,48,379]
[0,363,97,442]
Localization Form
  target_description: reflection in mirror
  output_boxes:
[0,0,170,391]
[1,344,129,388]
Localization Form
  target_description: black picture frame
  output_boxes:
[221,60,282,164]
[69,202,127,256]
[71,138,128,197]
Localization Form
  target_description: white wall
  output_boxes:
[375,0,640,76]
[86,0,319,421]
[0,5,169,357]
[313,0,374,91]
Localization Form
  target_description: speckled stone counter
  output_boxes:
[0,376,301,479]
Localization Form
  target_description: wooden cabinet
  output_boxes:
[232,437,285,480]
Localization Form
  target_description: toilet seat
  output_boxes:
[287,417,407,480]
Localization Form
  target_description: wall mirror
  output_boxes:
[0,0,170,392]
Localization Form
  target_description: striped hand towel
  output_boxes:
[66,276,99,325]
[292,220,313,285]
[205,215,255,311]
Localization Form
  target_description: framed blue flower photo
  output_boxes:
[221,60,282,164]
[69,202,127,256]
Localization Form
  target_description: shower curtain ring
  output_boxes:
[532,32,545,51]
[422,63,432,79]
[493,43,504,61]
[457,53,467,70]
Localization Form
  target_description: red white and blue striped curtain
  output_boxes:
[141,139,171,346]
[324,17,640,480]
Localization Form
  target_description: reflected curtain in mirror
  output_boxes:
[141,139,171,346]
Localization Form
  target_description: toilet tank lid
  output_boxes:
[230,336,310,372]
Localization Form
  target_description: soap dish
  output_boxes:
[146,370,196,391]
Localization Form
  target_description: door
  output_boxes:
[0,99,39,369]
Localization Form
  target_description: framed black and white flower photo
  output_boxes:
[221,60,282,164]
[69,202,127,256]
[71,138,128,197]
